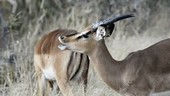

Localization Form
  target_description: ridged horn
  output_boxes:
[92,14,134,31]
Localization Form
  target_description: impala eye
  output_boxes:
[77,33,89,40]
[82,34,88,38]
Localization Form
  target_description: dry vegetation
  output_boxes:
[0,0,170,96]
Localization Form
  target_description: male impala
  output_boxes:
[58,14,170,96]
[34,14,133,96]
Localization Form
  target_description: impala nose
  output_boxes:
[58,36,66,43]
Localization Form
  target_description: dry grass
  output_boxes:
[1,0,170,96]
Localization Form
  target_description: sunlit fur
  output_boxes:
[34,29,89,96]
[59,27,170,96]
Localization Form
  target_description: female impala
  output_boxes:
[34,29,90,96]
[58,15,170,96]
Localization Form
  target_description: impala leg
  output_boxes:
[82,63,89,93]
[34,55,47,96]
[35,65,48,96]
[56,78,74,96]
[48,80,60,94]
[55,74,74,96]
[83,74,88,93]
[37,73,49,96]
[80,55,89,93]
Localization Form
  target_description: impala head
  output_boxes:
[58,14,134,53]
[58,26,108,53]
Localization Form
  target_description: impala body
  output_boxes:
[58,15,170,96]
[34,29,89,96]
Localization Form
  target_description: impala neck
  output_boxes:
[88,40,125,91]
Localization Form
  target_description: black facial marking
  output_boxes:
[82,34,88,38]
[76,31,91,40]
[77,35,83,40]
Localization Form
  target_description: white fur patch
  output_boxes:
[58,44,67,50]
[42,66,56,80]
[96,26,106,40]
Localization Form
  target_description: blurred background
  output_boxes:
[0,0,170,96]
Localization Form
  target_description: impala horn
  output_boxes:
[92,14,134,31]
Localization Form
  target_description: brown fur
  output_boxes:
[58,27,170,96]
[34,29,89,96]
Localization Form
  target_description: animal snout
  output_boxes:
[58,36,67,43]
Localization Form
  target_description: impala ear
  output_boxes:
[95,26,106,41]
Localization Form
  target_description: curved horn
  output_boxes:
[92,14,134,30]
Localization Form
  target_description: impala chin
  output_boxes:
[58,36,68,50]
[58,44,85,53]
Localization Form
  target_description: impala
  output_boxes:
[34,14,133,96]
[58,14,170,96]
[34,30,90,96]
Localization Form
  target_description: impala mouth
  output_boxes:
[58,44,67,50]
